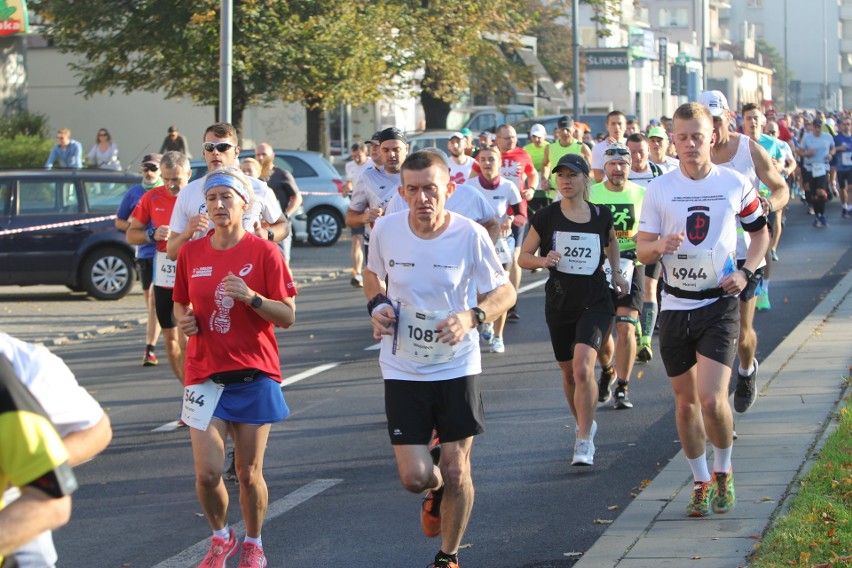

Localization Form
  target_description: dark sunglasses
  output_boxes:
[98,132,108,137]
[203,141,236,153]
[604,148,630,157]
[142,164,159,172]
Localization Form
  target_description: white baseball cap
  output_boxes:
[697,90,730,117]
[529,123,547,138]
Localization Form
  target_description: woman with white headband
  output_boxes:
[172,166,298,568]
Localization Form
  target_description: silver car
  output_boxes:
[191,150,349,246]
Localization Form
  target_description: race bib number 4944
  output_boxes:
[663,250,718,291]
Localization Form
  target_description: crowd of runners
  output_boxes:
[5,92,850,568]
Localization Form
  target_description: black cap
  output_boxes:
[366,130,382,145]
[813,118,824,126]
[553,153,589,177]
[378,127,406,144]
[168,125,178,133]
[557,115,574,129]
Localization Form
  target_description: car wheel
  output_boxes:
[307,208,342,246]
[81,247,135,300]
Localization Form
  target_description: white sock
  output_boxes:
[213,525,230,541]
[763,279,770,293]
[738,362,755,377]
[687,453,711,483]
[712,444,733,473]
[244,535,263,548]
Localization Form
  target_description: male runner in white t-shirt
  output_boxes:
[365,151,515,568]
[591,111,627,182]
[447,132,475,185]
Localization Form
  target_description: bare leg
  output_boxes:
[232,422,272,538]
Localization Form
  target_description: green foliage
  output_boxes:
[527,1,575,89]
[0,112,50,138]
[0,135,54,168]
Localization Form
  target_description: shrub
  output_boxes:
[0,112,50,139]
[0,135,54,168]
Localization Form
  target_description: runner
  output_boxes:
[541,115,592,203]
[173,167,297,568]
[637,102,769,518]
[590,111,627,182]
[345,139,376,288]
[126,151,191,386]
[834,116,852,219]
[590,143,646,409]
[523,123,550,215]
[364,150,515,568]
[447,132,475,185]
[519,153,626,465]
[799,118,836,227]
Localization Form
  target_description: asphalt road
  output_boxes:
[11,199,851,567]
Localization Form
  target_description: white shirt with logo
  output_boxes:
[367,211,508,381]
[448,155,475,185]
[349,167,402,239]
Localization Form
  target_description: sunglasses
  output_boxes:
[203,141,237,153]
[142,164,159,172]
[604,148,630,156]
[98,132,108,137]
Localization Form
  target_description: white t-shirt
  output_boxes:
[466,176,522,219]
[448,155,475,185]
[384,183,497,225]
[652,156,680,173]
[349,167,401,239]
[168,176,284,239]
[367,211,508,382]
[628,165,657,187]
[640,165,765,311]
[345,157,373,184]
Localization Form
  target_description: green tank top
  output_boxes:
[589,180,646,252]
[547,140,586,192]
[524,143,547,199]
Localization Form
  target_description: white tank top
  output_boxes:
[720,134,763,262]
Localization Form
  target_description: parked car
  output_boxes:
[190,150,348,246]
[0,169,142,300]
[405,130,460,154]
[459,105,536,133]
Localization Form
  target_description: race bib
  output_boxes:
[393,303,454,364]
[553,231,601,276]
[181,379,225,431]
[154,250,177,288]
[842,152,852,167]
[604,258,636,289]
[811,162,827,177]
[663,250,719,291]
[494,235,515,265]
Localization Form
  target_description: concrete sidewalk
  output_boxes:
[574,271,852,568]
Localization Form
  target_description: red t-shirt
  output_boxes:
[130,185,176,253]
[172,233,298,386]
[472,146,536,193]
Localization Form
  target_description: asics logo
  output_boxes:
[239,264,253,276]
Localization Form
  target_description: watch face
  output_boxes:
[252,296,262,308]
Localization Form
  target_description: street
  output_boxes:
[7,200,851,567]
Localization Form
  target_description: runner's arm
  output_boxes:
[62,413,112,467]
[518,226,545,270]
[750,140,789,212]
[0,488,72,557]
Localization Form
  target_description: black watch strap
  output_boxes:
[266,228,275,241]
[739,267,754,281]
[367,293,392,315]
[471,307,486,325]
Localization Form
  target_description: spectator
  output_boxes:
[85,128,122,171]
[256,143,302,263]
[160,125,191,157]
[45,128,83,170]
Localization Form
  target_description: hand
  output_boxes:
[365,207,383,224]
[370,304,396,340]
[222,272,253,304]
[435,311,474,346]
[720,269,748,295]
[658,232,685,255]
[542,250,560,270]
[188,214,210,235]
[759,196,771,215]
[523,188,534,201]
[154,225,170,242]
[611,272,629,299]
[178,307,199,336]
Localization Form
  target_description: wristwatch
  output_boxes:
[251,295,263,309]
[266,228,275,241]
[471,307,486,326]
[146,227,156,243]
[739,267,754,282]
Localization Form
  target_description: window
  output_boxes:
[276,156,317,178]
[18,181,78,215]
[83,180,136,213]
[0,182,10,216]
[659,7,689,28]
[747,0,763,7]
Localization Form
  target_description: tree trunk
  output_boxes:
[420,89,451,130]
[306,104,329,157]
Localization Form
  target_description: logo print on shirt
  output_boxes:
[210,282,233,334]
[239,264,253,276]
[686,206,711,246]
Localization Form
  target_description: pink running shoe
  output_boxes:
[238,542,267,568]
[199,527,238,567]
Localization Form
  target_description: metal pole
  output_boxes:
[823,0,829,110]
[784,0,789,112]
[701,0,707,91]
[572,0,580,119]
[219,0,233,124]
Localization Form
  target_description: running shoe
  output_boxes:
[713,470,736,514]
[489,336,505,353]
[686,480,717,517]
[597,365,615,403]
[808,206,815,215]
[733,359,758,413]
[224,449,238,483]
[820,214,829,227]
[421,485,444,538]
[613,382,633,409]
[571,438,595,466]
[350,274,363,288]
[478,322,493,344]
[636,339,653,363]
[507,307,520,321]
[199,527,238,567]
[143,351,158,366]
[755,291,771,311]
[429,555,459,568]
[770,249,779,261]
[843,208,850,219]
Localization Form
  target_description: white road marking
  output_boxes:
[151,479,342,568]
[152,420,183,432]
[365,342,381,351]
[280,363,340,387]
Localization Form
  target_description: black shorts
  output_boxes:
[807,172,829,193]
[137,257,154,290]
[644,262,661,279]
[351,226,365,237]
[767,211,778,234]
[736,260,765,302]
[613,266,644,312]
[837,169,852,189]
[658,297,739,377]
[153,285,176,329]
[384,376,485,445]
[510,222,526,251]
[545,308,613,361]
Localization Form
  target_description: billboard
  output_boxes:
[0,0,29,36]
